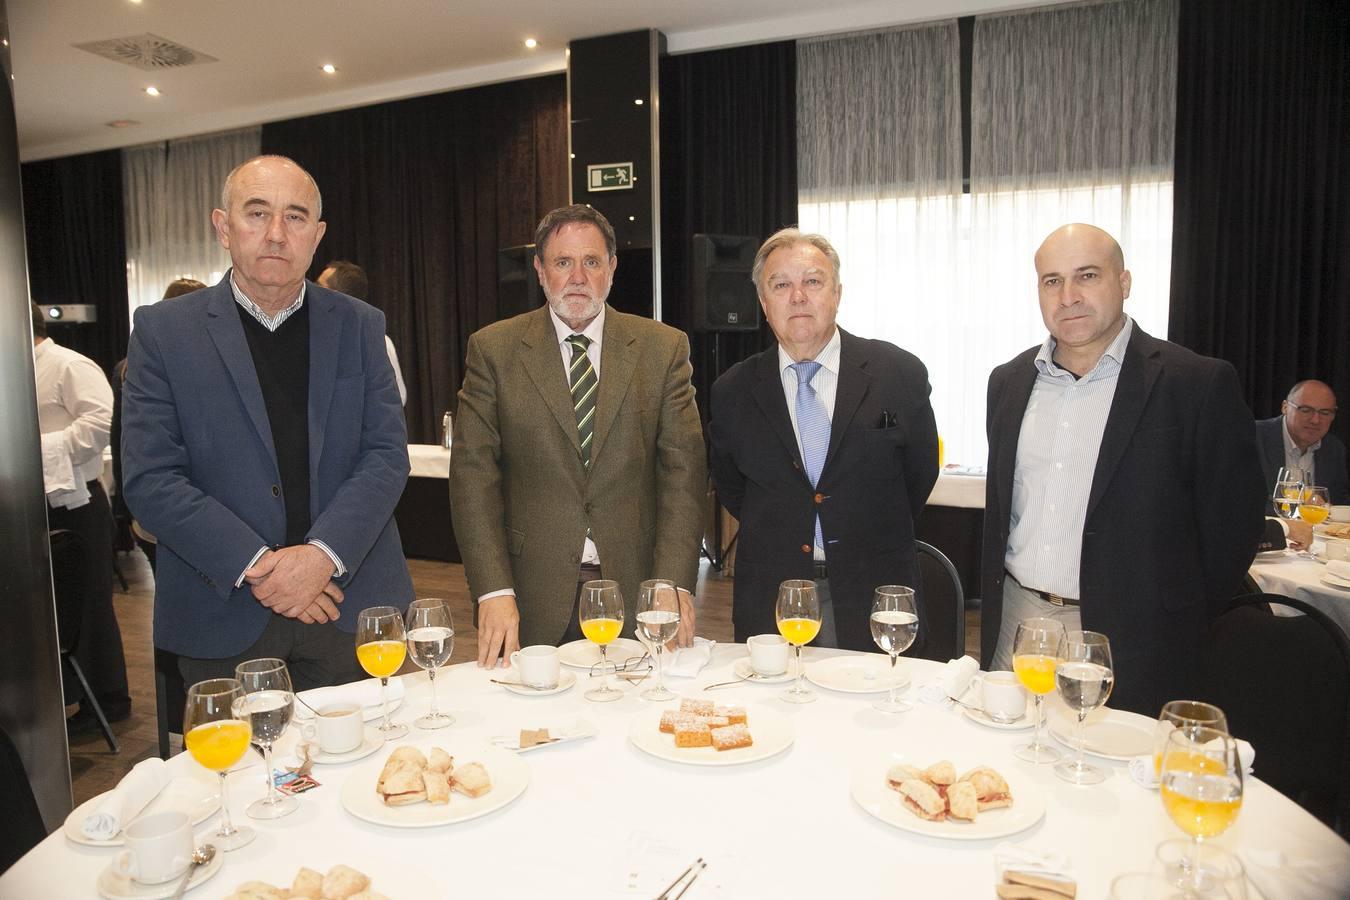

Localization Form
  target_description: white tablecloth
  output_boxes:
[9,646,1345,899]
[1249,548,1350,636]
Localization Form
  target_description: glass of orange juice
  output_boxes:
[356,606,408,739]
[1160,726,1243,892]
[1299,486,1331,526]
[1154,700,1228,776]
[776,579,822,704]
[183,678,254,851]
[1012,617,1065,764]
[580,579,626,702]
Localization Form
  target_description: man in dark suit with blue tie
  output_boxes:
[708,229,939,653]
[122,155,413,690]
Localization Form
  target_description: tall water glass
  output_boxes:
[232,658,297,819]
[869,585,918,713]
[405,598,455,729]
[636,579,680,701]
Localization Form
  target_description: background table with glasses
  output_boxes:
[1249,548,1350,636]
[6,644,1346,898]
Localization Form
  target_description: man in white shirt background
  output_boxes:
[32,302,131,734]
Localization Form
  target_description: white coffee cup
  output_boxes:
[301,703,364,754]
[978,670,1027,723]
[112,811,193,885]
[510,645,561,689]
[747,634,790,676]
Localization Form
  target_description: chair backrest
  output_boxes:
[48,528,88,655]
[0,721,49,872]
[1203,593,1350,835]
[914,540,965,662]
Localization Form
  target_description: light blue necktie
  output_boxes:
[792,361,830,552]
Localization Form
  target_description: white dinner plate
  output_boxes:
[501,669,577,697]
[96,841,223,898]
[1319,573,1350,590]
[1048,707,1153,761]
[64,773,221,847]
[558,638,647,669]
[850,754,1046,841]
[962,706,1034,731]
[804,655,910,694]
[627,703,793,766]
[339,742,528,828]
[731,657,794,685]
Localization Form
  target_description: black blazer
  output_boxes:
[709,329,939,652]
[1254,415,1350,508]
[981,325,1266,715]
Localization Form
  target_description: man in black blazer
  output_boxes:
[709,229,938,653]
[981,224,1265,716]
[1255,380,1349,507]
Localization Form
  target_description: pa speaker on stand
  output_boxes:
[690,234,759,333]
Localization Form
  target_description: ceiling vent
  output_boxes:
[73,33,217,70]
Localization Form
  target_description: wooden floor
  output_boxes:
[70,549,981,804]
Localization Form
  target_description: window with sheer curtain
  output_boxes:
[122,127,261,317]
[797,0,1177,466]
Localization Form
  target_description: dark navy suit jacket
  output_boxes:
[122,276,413,657]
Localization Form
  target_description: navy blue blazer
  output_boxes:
[981,326,1266,715]
[709,329,939,653]
[121,277,413,657]
[1254,415,1350,507]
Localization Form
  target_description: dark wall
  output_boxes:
[262,75,568,443]
[1170,0,1350,445]
[21,150,128,375]
[0,0,75,832]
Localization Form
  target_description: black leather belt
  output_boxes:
[812,562,829,580]
[1008,571,1078,607]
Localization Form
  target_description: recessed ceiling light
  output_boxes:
[106,119,140,129]
[144,86,160,96]
[524,38,538,49]
[634,98,644,106]
[321,63,337,74]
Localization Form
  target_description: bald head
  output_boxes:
[1283,379,1338,450]
[220,155,322,220]
[1035,223,1125,273]
[1034,223,1131,375]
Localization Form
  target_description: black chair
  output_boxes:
[49,528,119,753]
[154,647,186,760]
[913,540,965,661]
[1203,593,1350,835]
[0,722,48,872]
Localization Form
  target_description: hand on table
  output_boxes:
[1286,519,1313,551]
[669,587,697,650]
[477,593,520,668]
[245,545,340,621]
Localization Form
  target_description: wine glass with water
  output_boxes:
[869,585,918,714]
[405,598,454,729]
[1273,466,1305,519]
[1052,631,1114,784]
[183,678,254,851]
[356,606,408,739]
[636,579,680,702]
[232,658,297,819]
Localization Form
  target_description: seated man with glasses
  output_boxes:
[1255,379,1349,509]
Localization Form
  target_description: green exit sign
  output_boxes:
[586,162,634,192]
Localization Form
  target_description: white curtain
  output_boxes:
[797,0,1177,465]
[123,127,260,317]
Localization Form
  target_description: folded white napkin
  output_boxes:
[664,637,715,678]
[294,677,405,719]
[82,757,170,841]
[1327,560,1350,580]
[918,655,979,707]
[992,842,1075,884]
[41,432,91,510]
[1240,848,1350,900]
[1128,737,1255,789]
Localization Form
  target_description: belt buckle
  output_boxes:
[1046,592,1066,607]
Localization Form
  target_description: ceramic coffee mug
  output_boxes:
[978,670,1027,723]
[510,645,561,689]
[300,703,364,754]
[112,811,193,885]
[747,634,790,676]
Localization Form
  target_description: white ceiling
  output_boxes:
[8,0,1049,162]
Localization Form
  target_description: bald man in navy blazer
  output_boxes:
[123,156,413,691]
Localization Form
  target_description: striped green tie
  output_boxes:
[566,334,597,467]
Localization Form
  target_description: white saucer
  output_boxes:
[97,845,224,899]
[731,657,793,685]
[501,670,577,697]
[961,706,1033,731]
[804,654,910,694]
[558,638,647,669]
[287,727,386,766]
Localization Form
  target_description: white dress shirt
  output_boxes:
[477,306,606,605]
[1005,317,1135,599]
[777,327,841,559]
[33,337,113,510]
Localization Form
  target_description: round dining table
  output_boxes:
[6,643,1348,899]
[1249,546,1350,637]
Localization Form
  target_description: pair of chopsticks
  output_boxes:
[654,857,706,900]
